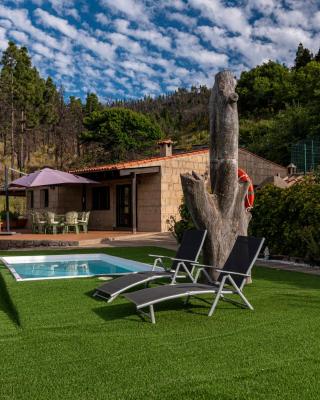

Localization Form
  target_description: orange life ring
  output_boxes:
[238,168,254,210]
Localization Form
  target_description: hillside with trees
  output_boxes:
[0,41,320,177]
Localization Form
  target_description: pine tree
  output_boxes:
[294,43,313,69]
[314,48,320,62]
[84,93,102,116]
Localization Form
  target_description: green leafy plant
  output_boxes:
[0,210,20,221]
[167,199,195,243]
[250,177,320,263]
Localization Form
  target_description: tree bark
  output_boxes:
[181,71,252,276]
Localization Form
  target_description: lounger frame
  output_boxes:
[128,237,265,323]
[94,230,207,302]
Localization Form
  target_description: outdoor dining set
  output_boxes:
[31,211,90,234]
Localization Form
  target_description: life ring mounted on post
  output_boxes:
[237,168,254,210]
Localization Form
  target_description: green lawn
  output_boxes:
[0,247,320,400]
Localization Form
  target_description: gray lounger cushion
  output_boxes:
[95,271,173,298]
[123,283,220,307]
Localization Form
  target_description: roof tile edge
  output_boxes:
[70,147,286,174]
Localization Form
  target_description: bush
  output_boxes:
[167,200,195,243]
[250,177,320,263]
[171,178,320,263]
[0,210,20,221]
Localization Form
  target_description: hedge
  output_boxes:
[169,176,320,263]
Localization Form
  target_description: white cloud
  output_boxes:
[34,8,115,61]
[113,18,172,51]
[189,0,251,36]
[253,25,313,50]
[274,9,309,29]
[0,18,12,29]
[65,8,80,21]
[34,8,78,39]
[0,26,7,50]
[142,79,160,92]
[0,5,70,52]
[161,0,186,11]
[108,32,142,54]
[54,51,74,76]
[100,0,149,23]
[245,0,277,15]
[9,29,29,44]
[172,30,228,67]
[32,42,54,58]
[166,12,197,27]
[312,11,320,28]
[121,60,157,76]
[95,13,109,26]
[1,0,319,100]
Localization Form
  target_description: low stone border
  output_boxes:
[257,258,320,276]
[0,240,79,250]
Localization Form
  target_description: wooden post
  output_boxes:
[131,173,137,234]
[181,71,252,276]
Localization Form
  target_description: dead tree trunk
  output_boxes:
[181,71,251,275]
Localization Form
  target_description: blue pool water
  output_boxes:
[1,254,155,281]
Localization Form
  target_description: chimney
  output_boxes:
[287,163,297,176]
[158,139,173,157]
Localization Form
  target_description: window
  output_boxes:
[92,187,110,210]
[28,191,34,209]
[40,189,49,208]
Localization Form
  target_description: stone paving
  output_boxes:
[0,230,157,250]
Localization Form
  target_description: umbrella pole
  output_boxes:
[5,166,10,232]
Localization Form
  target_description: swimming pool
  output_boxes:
[0,254,157,281]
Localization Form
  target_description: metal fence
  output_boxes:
[291,139,320,173]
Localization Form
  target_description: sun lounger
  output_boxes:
[93,229,207,302]
[122,236,265,323]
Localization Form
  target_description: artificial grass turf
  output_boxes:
[0,247,320,400]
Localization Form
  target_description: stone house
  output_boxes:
[26,141,287,232]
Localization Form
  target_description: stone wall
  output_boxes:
[238,149,287,184]
[159,152,208,231]
[28,186,82,213]
[87,182,115,230]
[137,173,161,232]
[158,149,287,231]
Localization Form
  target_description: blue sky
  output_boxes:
[0,0,320,101]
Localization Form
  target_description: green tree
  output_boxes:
[81,107,163,162]
[294,61,320,105]
[237,61,296,117]
[0,41,45,171]
[240,105,315,165]
[67,96,83,157]
[314,48,320,62]
[84,92,102,116]
[294,43,313,69]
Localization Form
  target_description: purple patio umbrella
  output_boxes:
[10,167,97,187]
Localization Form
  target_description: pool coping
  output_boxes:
[0,253,161,282]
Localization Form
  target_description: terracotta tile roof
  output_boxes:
[283,175,304,187]
[70,149,208,174]
[70,147,286,175]
[158,139,173,144]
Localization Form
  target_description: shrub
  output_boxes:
[250,177,320,263]
[167,199,195,243]
[171,177,320,262]
[0,210,20,221]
